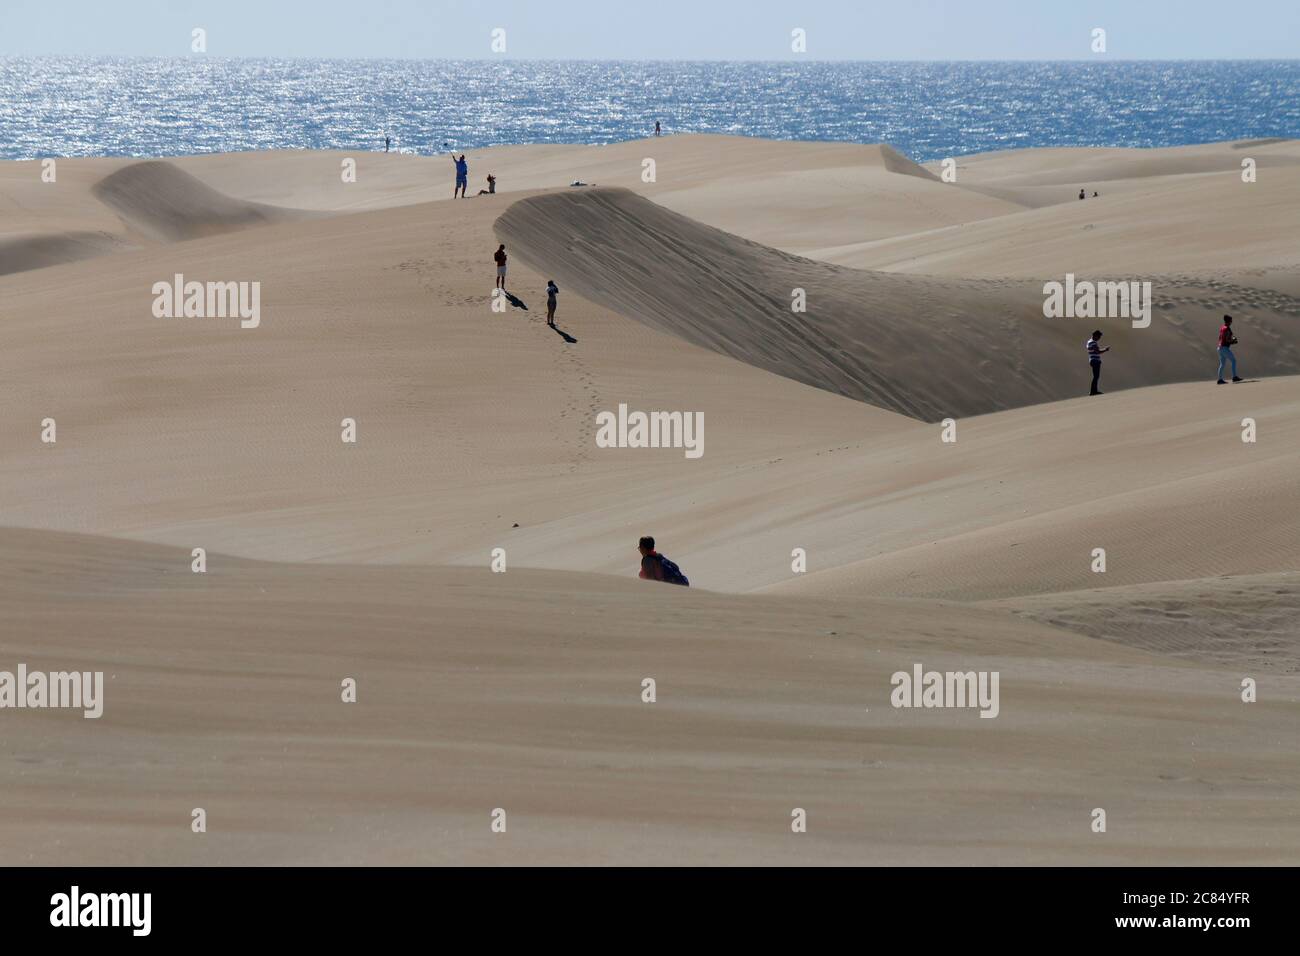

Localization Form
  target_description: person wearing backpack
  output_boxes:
[1217,314,1242,384]
[638,536,689,586]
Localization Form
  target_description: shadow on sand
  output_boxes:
[548,322,577,343]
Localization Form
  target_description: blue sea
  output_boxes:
[1,58,1296,162]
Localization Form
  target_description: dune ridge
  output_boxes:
[91,160,317,242]
[2,136,1298,864]
[0,230,133,276]
[3,525,1296,866]
[497,186,1300,420]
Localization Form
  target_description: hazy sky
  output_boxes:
[4,0,1299,60]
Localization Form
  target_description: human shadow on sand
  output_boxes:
[503,291,528,311]
[547,323,577,343]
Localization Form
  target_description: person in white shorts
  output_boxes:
[494,244,507,290]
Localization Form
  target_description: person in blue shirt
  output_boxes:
[452,153,469,198]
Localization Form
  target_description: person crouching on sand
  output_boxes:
[1086,330,1109,395]
[477,173,496,196]
[546,280,558,326]
[637,536,689,586]
[494,244,507,290]
[1217,314,1242,384]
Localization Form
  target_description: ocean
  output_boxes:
[1,57,1296,162]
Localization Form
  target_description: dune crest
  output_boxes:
[0,230,133,276]
[91,160,316,242]
[496,187,1300,420]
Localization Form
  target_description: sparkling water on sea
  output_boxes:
[1,58,1296,162]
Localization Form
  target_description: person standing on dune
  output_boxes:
[546,280,558,326]
[1217,314,1242,384]
[494,244,508,290]
[1086,330,1109,395]
[452,153,469,198]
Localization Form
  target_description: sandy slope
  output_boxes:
[175,136,1300,279]
[3,527,1296,866]
[171,137,1025,256]
[498,187,1300,419]
[91,161,318,242]
[0,181,908,573]
[2,135,1298,864]
[984,571,1300,674]
[8,134,1298,279]
[4,173,1295,599]
[0,137,1028,275]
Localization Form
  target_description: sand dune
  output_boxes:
[91,160,317,243]
[498,186,1300,419]
[931,138,1300,190]
[13,134,1296,279]
[2,136,1297,864]
[0,157,316,274]
[168,137,1025,256]
[856,139,1300,276]
[3,526,1296,866]
[0,157,141,272]
[0,230,131,276]
[2,160,1296,600]
[985,571,1300,674]
[0,183,907,574]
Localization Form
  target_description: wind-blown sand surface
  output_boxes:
[1,136,1296,864]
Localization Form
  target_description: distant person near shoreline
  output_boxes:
[385,135,390,152]
[654,120,661,136]
[452,153,469,198]
[637,536,689,586]
[1217,315,1242,384]
[1086,330,1109,395]
[494,244,508,290]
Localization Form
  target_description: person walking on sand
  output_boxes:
[452,153,469,198]
[654,120,661,137]
[1079,188,1086,200]
[637,536,689,586]
[494,244,508,290]
[1086,330,1109,395]
[546,280,559,326]
[1217,314,1242,384]
[385,135,391,152]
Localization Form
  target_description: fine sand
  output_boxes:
[1,135,1296,864]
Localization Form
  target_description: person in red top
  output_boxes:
[1217,314,1242,384]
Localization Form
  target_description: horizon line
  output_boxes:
[3,54,1300,64]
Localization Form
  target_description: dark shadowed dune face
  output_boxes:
[497,187,1300,420]
[0,231,134,276]
[91,160,317,242]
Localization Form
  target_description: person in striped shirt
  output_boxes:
[1086,330,1110,395]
